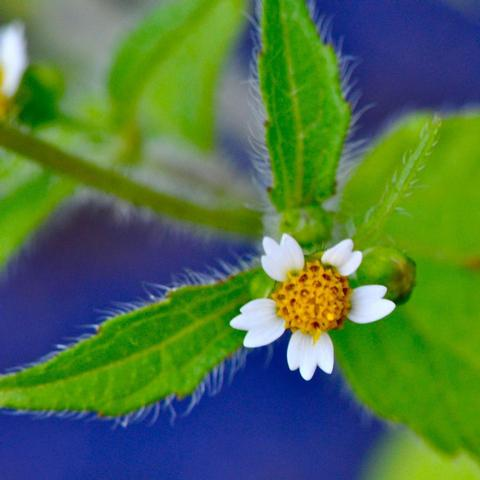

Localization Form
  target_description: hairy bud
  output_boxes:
[279,206,332,249]
[356,246,416,304]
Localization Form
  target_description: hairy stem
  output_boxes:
[0,124,262,237]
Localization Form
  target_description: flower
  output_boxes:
[230,234,396,381]
[0,22,28,113]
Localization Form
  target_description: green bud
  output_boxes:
[279,206,332,250]
[15,63,65,127]
[356,246,416,304]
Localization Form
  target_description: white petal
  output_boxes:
[230,310,279,331]
[287,332,335,380]
[321,239,354,269]
[280,234,304,271]
[243,318,285,348]
[261,254,287,282]
[338,251,363,276]
[230,314,248,330]
[287,331,305,371]
[299,340,317,381]
[351,285,387,305]
[314,333,334,374]
[0,22,27,97]
[240,298,276,315]
[349,299,396,324]
[262,236,281,256]
[261,235,305,281]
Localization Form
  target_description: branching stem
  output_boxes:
[0,124,263,237]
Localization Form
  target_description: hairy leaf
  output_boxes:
[337,112,480,461]
[365,432,480,480]
[354,117,440,247]
[109,0,245,150]
[341,113,480,264]
[334,258,480,461]
[259,0,350,211]
[0,270,257,416]
[0,154,73,269]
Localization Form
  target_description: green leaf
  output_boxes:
[0,269,257,416]
[364,432,480,480]
[0,153,73,268]
[259,0,350,211]
[336,112,480,461]
[354,117,440,247]
[108,0,245,150]
[333,258,480,461]
[341,113,480,264]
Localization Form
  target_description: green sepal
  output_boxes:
[279,206,332,250]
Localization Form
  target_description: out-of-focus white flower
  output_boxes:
[231,235,396,381]
[0,22,28,99]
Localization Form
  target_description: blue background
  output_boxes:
[1,1,480,478]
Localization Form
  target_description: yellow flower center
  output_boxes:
[271,260,352,341]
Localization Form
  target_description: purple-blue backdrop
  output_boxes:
[1,1,479,478]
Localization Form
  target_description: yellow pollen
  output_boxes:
[271,260,352,341]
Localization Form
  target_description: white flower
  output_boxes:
[230,234,396,381]
[0,22,28,98]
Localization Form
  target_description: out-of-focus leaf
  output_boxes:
[108,0,246,150]
[259,0,350,211]
[15,64,65,128]
[341,113,480,264]
[334,258,480,461]
[0,154,73,269]
[0,269,258,416]
[364,432,480,480]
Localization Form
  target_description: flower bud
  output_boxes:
[356,246,416,304]
[279,206,332,249]
[16,64,65,127]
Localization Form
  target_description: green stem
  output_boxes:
[0,124,262,237]
[118,120,143,166]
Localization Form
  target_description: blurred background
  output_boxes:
[1,0,480,478]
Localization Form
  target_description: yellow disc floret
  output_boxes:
[271,260,352,341]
